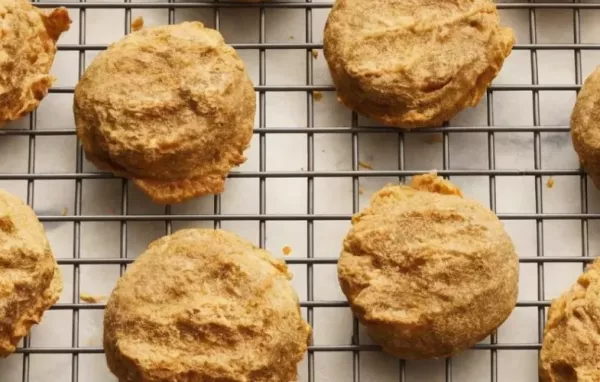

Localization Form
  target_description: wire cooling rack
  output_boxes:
[2,0,600,381]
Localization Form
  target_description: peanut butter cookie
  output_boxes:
[74,22,255,204]
[104,229,311,381]
[324,0,514,128]
[540,260,600,382]
[571,66,600,190]
[338,174,518,358]
[0,0,71,127]
[0,189,62,356]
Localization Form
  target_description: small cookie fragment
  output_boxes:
[104,229,311,381]
[546,177,555,189]
[358,160,374,170]
[0,189,62,356]
[540,260,600,382]
[338,174,518,359]
[131,16,144,32]
[0,0,71,127]
[80,293,106,303]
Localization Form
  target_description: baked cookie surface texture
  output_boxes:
[337,174,519,359]
[0,0,71,127]
[104,229,311,382]
[0,189,62,357]
[323,0,515,128]
[74,22,255,204]
[540,260,600,382]
[571,66,600,190]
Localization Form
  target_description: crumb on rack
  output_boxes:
[313,91,323,102]
[311,49,319,59]
[425,134,443,144]
[80,293,106,303]
[359,187,365,195]
[61,207,68,216]
[282,246,292,256]
[288,35,295,40]
[547,176,555,189]
[131,16,144,32]
[359,160,374,170]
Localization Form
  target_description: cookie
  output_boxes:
[74,22,255,204]
[338,173,519,358]
[0,189,62,356]
[323,0,514,128]
[539,260,600,382]
[571,66,600,189]
[104,229,311,382]
[0,0,71,127]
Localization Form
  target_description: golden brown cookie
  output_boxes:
[0,0,71,127]
[323,0,515,128]
[74,22,255,204]
[0,189,62,357]
[338,173,519,359]
[104,229,311,382]
[571,67,600,189]
[539,260,600,382]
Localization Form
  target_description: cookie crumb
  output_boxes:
[61,207,68,216]
[80,293,106,303]
[546,177,555,189]
[359,187,365,195]
[288,35,295,40]
[131,16,144,32]
[282,246,292,256]
[359,160,374,170]
[311,49,319,59]
[425,134,443,144]
[313,91,323,102]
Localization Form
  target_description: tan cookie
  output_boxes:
[338,173,518,359]
[323,0,514,128]
[74,22,255,204]
[571,67,600,189]
[539,260,600,382]
[104,229,311,382]
[0,189,62,357]
[0,0,71,127]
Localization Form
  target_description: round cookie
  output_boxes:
[0,0,71,127]
[74,22,255,204]
[323,0,515,128]
[572,66,600,189]
[338,173,518,359]
[539,260,600,382]
[0,189,62,356]
[104,229,311,382]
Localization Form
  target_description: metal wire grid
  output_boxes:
[0,0,597,381]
